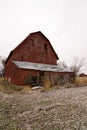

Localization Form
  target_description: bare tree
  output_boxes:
[70,57,87,79]
[58,61,68,69]
[1,57,7,77]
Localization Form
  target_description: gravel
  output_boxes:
[0,86,87,130]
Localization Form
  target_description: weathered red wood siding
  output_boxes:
[5,62,74,85]
[6,32,58,65]
[5,31,74,86]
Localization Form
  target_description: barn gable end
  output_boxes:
[5,31,59,65]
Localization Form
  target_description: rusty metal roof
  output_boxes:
[13,61,73,72]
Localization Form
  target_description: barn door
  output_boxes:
[39,71,44,86]
[39,71,44,77]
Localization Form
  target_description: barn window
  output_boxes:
[30,38,34,43]
[21,56,23,60]
[44,44,47,50]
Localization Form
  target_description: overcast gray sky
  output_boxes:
[0,0,87,70]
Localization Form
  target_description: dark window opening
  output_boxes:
[44,44,47,50]
[21,56,23,60]
[30,38,34,43]
[39,71,44,77]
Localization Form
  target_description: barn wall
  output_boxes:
[6,67,40,85]
[5,62,74,86]
[17,69,40,85]
[45,71,74,85]
[5,61,20,84]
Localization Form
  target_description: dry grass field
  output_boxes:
[75,77,87,87]
[0,78,87,130]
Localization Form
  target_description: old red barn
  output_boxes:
[5,31,73,86]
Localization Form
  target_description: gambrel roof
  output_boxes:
[5,31,59,64]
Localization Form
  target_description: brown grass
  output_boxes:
[75,77,87,87]
[0,76,87,94]
[21,86,31,93]
[0,85,4,91]
[41,77,52,92]
[0,78,23,93]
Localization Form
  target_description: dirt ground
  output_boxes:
[0,86,87,130]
